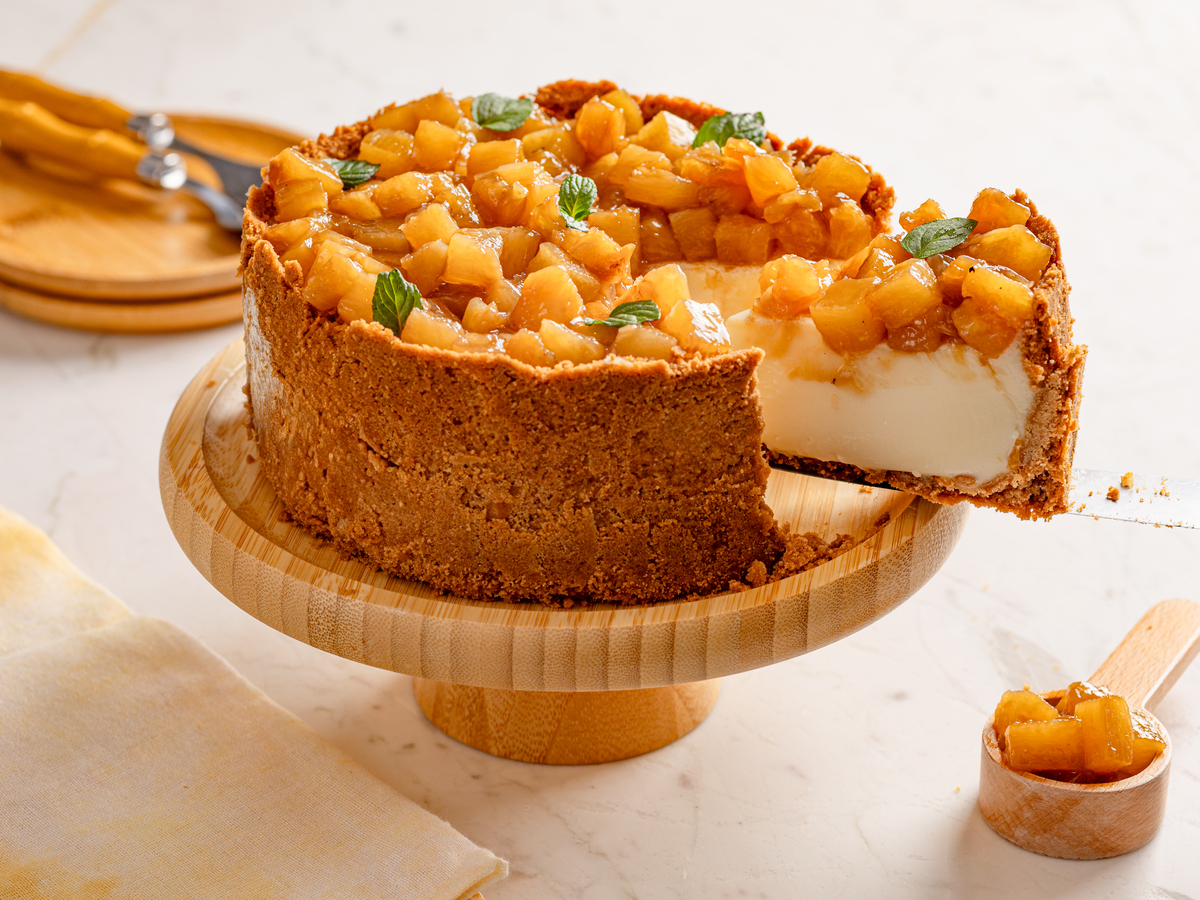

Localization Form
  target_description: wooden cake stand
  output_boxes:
[160,338,970,765]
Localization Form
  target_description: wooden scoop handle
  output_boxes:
[1090,598,1200,710]
[0,98,144,181]
[0,70,131,132]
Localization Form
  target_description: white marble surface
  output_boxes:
[3,2,1200,897]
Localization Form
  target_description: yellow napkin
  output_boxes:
[0,508,506,900]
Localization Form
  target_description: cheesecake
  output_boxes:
[240,80,1083,604]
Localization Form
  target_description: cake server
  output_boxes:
[1067,469,1198,529]
[0,97,243,231]
[0,71,264,203]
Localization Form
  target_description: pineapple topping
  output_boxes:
[260,86,1053,366]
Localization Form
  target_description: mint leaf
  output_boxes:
[558,174,597,231]
[582,299,661,328]
[692,111,766,149]
[900,217,979,259]
[322,157,380,189]
[471,93,533,132]
[371,269,423,335]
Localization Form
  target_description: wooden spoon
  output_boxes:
[979,598,1200,859]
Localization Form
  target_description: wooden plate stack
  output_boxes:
[0,115,303,333]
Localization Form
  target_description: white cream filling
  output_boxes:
[673,263,1036,484]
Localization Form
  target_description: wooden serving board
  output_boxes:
[0,114,302,301]
[0,278,242,333]
[161,339,970,763]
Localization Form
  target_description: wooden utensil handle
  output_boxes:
[1090,598,1200,710]
[0,70,130,132]
[0,98,143,182]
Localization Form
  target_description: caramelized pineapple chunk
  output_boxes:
[935,255,977,306]
[1006,717,1085,773]
[351,220,412,255]
[799,152,870,205]
[521,124,587,173]
[715,214,773,265]
[992,690,1060,751]
[337,272,378,323]
[372,91,461,133]
[762,189,821,224]
[885,305,952,353]
[262,215,327,253]
[668,207,718,262]
[268,148,344,194]
[442,232,504,288]
[753,256,824,319]
[401,202,458,248]
[402,306,465,349]
[589,206,640,249]
[865,259,942,329]
[962,225,1052,283]
[825,197,875,259]
[600,89,644,135]
[560,227,625,277]
[374,173,435,218]
[624,167,701,210]
[606,144,672,186]
[639,210,682,263]
[413,120,465,171]
[621,263,690,316]
[574,97,625,159]
[630,111,696,161]
[467,139,522,177]
[505,328,556,366]
[302,243,364,312]
[462,296,508,333]
[660,299,730,356]
[1056,681,1114,716]
[540,319,605,364]
[493,226,540,278]
[273,180,328,221]
[951,298,1017,358]
[969,188,1031,234]
[329,188,382,221]
[809,279,887,353]
[1118,709,1168,778]
[510,265,583,330]
[612,323,678,360]
[961,263,1033,328]
[899,199,945,233]
[773,211,828,259]
[1076,696,1135,774]
[743,155,798,207]
[357,129,415,178]
[399,239,448,295]
[527,242,601,303]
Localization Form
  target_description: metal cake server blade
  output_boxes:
[1068,469,1199,529]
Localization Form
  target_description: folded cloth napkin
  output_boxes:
[0,508,506,900]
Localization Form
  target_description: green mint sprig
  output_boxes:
[322,158,380,189]
[471,93,533,132]
[692,111,766,149]
[900,218,979,259]
[372,269,423,335]
[558,174,597,231]
[582,299,661,329]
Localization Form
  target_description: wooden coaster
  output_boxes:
[0,278,242,333]
[0,114,302,301]
[160,339,970,763]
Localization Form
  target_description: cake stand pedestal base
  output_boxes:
[413,678,721,765]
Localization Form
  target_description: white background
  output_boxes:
[2,2,1199,897]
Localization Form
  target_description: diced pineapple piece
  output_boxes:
[273,180,328,221]
[898,198,945,233]
[337,271,378,323]
[357,129,414,178]
[630,111,696,161]
[413,120,465,171]
[950,297,1018,358]
[668,207,718,262]
[612,323,679,360]
[885,304,952,353]
[510,266,583,330]
[505,328,556,367]
[607,144,672,186]
[262,215,327,253]
[525,195,569,242]
[600,89,644,135]
[659,299,730,356]
[1076,696,1135,774]
[773,210,828,259]
[677,143,744,186]
[589,206,640,249]
[279,237,318,275]
[492,226,540,278]
[992,690,1061,751]
[622,263,690,316]
[961,263,1033,328]
[471,170,530,226]
[371,91,461,133]
[935,254,977,306]
[268,148,343,194]
[350,220,411,255]
[640,210,681,263]
[520,124,587,173]
[624,167,701,210]
[302,243,363,312]
[560,227,625,277]
[809,279,887,353]
[743,155,798,207]
[373,173,435,218]
[399,239,448,295]
[865,258,942,329]
[467,139,522,177]
[962,225,1052,283]
[486,277,521,312]
[720,138,762,165]
[443,232,504,288]
[753,256,825,319]
[402,306,464,349]
[462,296,507,333]
[762,188,822,224]
[1117,709,1168,778]
[715,214,773,265]
[329,188,382,221]
[527,242,601,303]
[1006,717,1085,772]
[855,248,894,280]
[574,97,625,159]
[798,152,870,205]
[433,183,480,227]
[826,196,874,259]
[540,319,605,363]
[969,188,1031,234]
[583,151,619,189]
[401,203,458,248]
